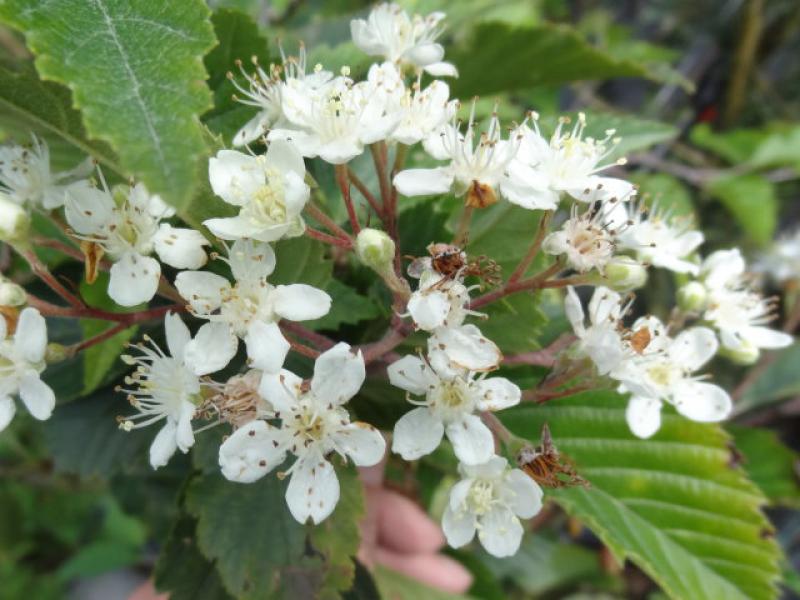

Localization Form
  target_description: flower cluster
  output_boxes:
[0,1,794,563]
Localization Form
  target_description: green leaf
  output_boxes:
[271,236,334,288]
[729,425,800,508]
[480,293,548,354]
[373,565,476,600]
[737,343,800,413]
[154,517,234,600]
[500,391,781,600]
[706,174,777,246]
[203,9,270,143]
[629,172,694,217]
[449,22,666,98]
[185,472,308,599]
[306,280,381,331]
[0,0,217,210]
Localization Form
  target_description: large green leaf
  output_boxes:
[706,174,777,247]
[0,0,217,210]
[729,425,800,508]
[737,343,800,414]
[500,391,781,600]
[448,22,664,98]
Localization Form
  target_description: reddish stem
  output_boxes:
[347,168,384,219]
[335,164,361,235]
[27,294,183,325]
[280,321,336,351]
[21,249,84,308]
[68,321,130,355]
[470,258,565,310]
[306,227,353,248]
[304,203,354,245]
[508,210,553,283]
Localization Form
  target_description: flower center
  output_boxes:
[646,361,680,388]
[219,281,274,336]
[468,480,496,515]
[244,169,286,226]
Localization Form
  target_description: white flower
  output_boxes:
[564,286,627,375]
[230,46,336,147]
[754,228,800,284]
[218,343,385,524]
[118,313,233,469]
[390,78,457,145]
[174,239,331,374]
[0,192,30,242]
[0,308,55,431]
[406,263,473,331]
[268,62,402,164]
[350,3,457,77]
[610,316,731,439]
[502,113,634,210]
[699,249,792,355]
[427,324,502,376]
[612,201,703,275]
[393,105,516,207]
[0,135,92,209]
[65,181,209,306]
[442,456,542,557]
[204,141,310,242]
[543,201,623,273]
[388,354,519,465]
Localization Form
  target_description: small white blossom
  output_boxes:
[204,141,310,242]
[218,343,385,524]
[564,286,627,375]
[394,106,516,207]
[118,313,232,469]
[699,249,792,356]
[0,308,55,432]
[0,136,92,209]
[268,62,402,164]
[390,78,457,145]
[543,201,624,273]
[612,201,703,275]
[442,456,542,557]
[754,228,800,284]
[388,354,519,465]
[502,113,634,210]
[427,324,502,376]
[406,262,473,331]
[350,3,457,77]
[65,181,209,306]
[611,316,731,439]
[174,239,331,374]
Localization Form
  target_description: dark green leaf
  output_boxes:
[271,236,333,288]
[306,280,381,331]
[707,174,777,246]
[737,343,800,413]
[729,425,800,508]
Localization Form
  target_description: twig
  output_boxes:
[27,294,183,325]
[67,322,129,355]
[306,227,353,248]
[304,203,354,246]
[504,334,575,367]
[21,249,84,308]
[508,211,553,283]
[280,322,336,351]
[347,168,384,219]
[336,164,361,235]
[470,258,566,310]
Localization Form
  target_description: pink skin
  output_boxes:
[130,466,472,599]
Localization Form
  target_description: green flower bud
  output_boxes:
[45,343,69,364]
[602,257,647,292]
[356,228,395,274]
[0,278,26,307]
[677,281,708,312]
[0,194,30,243]
[719,340,760,365]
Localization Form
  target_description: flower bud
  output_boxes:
[677,281,708,312]
[718,340,760,365]
[602,257,647,291]
[0,277,26,306]
[45,342,69,364]
[356,228,395,274]
[0,194,30,243]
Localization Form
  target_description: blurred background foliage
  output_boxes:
[1,0,800,598]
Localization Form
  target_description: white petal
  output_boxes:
[474,377,521,412]
[429,324,501,374]
[564,286,585,335]
[272,284,332,321]
[203,215,268,241]
[672,380,732,423]
[744,327,793,349]
[245,321,290,374]
[573,177,635,203]
[175,400,196,453]
[387,355,437,395]
[703,249,745,289]
[14,307,47,363]
[233,111,272,147]
[407,290,450,331]
[153,224,208,269]
[108,253,160,307]
[478,506,524,558]
[442,506,476,548]
[64,183,115,234]
[285,451,340,524]
[219,420,286,483]
[209,150,264,206]
[461,455,509,479]
[393,168,454,197]
[184,322,238,376]
[0,395,15,431]
[311,343,365,404]
[588,286,622,325]
[405,41,445,67]
[392,407,445,460]
[18,372,54,421]
[503,469,543,519]
[265,139,306,177]
[229,239,276,282]
[162,313,190,361]
[423,61,459,77]
[625,395,662,439]
[670,327,718,371]
[258,369,302,414]
[332,422,386,467]
[175,270,229,314]
[446,414,495,465]
[149,421,178,469]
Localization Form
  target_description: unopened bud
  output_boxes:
[0,194,30,243]
[356,228,395,274]
[677,281,708,312]
[718,340,760,365]
[0,277,26,307]
[45,343,69,364]
[602,257,647,291]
